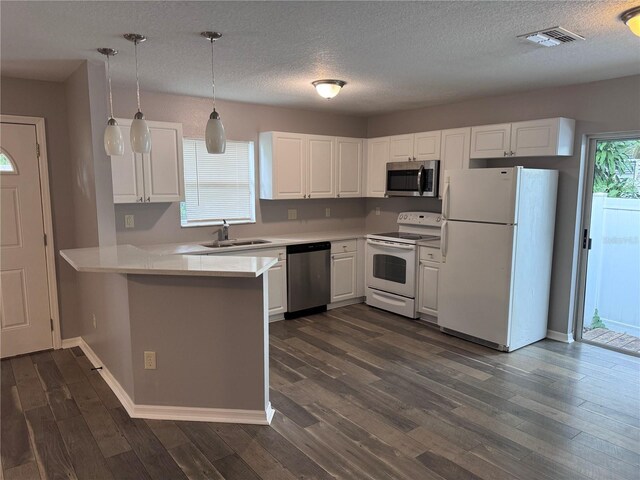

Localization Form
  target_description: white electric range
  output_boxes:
[366,212,442,318]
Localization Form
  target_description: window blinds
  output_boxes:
[181,138,255,226]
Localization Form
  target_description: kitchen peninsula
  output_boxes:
[60,245,277,425]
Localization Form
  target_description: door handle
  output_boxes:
[582,228,592,250]
[442,182,451,220]
[441,220,448,258]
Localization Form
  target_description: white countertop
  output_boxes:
[60,245,278,278]
[142,230,368,256]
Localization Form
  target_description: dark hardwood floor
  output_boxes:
[2,303,639,479]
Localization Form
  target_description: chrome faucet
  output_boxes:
[220,219,229,241]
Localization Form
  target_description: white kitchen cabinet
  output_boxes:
[330,240,359,303]
[110,119,184,204]
[389,134,414,162]
[418,246,441,317]
[414,131,441,161]
[267,260,287,316]
[260,132,306,200]
[470,117,575,159]
[389,131,441,162]
[439,127,471,198]
[470,123,512,159]
[335,137,363,198]
[510,117,575,157]
[260,132,338,199]
[307,135,335,198]
[366,137,390,197]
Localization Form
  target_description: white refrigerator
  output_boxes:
[438,167,558,351]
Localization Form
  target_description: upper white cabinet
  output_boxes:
[261,132,352,199]
[307,135,336,198]
[439,127,471,197]
[336,137,363,198]
[470,117,575,159]
[414,131,441,161]
[366,137,390,198]
[110,119,184,204]
[389,131,441,162]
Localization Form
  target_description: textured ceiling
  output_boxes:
[2,1,639,115]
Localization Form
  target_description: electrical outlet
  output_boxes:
[288,209,297,220]
[375,207,381,216]
[144,351,157,370]
[124,214,135,229]
[92,314,97,329]
[325,207,331,217]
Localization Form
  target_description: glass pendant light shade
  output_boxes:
[206,110,226,154]
[104,118,124,156]
[622,7,640,36]
[130,111,151,154]
[98,48,124,156]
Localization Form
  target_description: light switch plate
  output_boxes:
[125,215,135,229]
[288,209,297,220]
[325,208,331,217]
[375,207,381,216]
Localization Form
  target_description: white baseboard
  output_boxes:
[546,329,575,343]
[64,336,273,425]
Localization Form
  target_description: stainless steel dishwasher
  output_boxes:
[285,242,331,319]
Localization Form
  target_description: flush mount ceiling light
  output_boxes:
[621,6,640,37]
[124,33,151,154]
[312,79,347,99]
[201,31,226,154]
[97,47,124,156]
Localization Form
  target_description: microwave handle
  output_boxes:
[417,165,425,196]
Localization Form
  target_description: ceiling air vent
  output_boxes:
[517,26,585,47]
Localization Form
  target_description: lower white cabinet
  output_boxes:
[266,260,287,316]
[418,246,441,317]
[330,239,362,303]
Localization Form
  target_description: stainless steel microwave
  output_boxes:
[385,160,439,197]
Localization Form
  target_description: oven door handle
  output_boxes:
[417,165,425,196]
[367,239,415,250]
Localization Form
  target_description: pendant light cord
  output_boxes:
[210,38,216,111]
[135,40,141,112]
[107,54,115,119]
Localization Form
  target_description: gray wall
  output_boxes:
[111,89,369,246]
[365,74,640,335]
[0,77,79,339]
[63,61,134,394]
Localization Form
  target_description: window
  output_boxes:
[180,138,255,227]
[0,151,17,173]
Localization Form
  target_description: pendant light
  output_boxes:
[201,31,226,154]
[124,33,151,154]
[98,48,124,156]
[312,79,346,99]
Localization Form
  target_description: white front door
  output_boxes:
[1,122,53,357]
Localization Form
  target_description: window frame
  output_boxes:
[179,137,256,228]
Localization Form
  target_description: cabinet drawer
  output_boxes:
[331,239,357,254]
[419,246,441,263]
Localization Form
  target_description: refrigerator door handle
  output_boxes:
[441,220,448,258]
[443,182,451,220]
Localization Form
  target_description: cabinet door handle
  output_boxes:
[503,151,509,157]
[510,151,516,157]
[139,196,143,202]
[408,156,412,161]
[146,196,151,202]
[337,193,340,198]
[308,194,311,199]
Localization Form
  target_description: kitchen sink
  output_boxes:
[200,239,271,248]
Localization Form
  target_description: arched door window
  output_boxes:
[0,149,17,173]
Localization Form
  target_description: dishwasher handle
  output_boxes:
[286,241,331,255]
